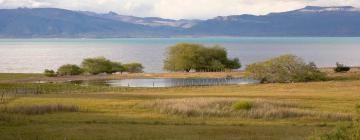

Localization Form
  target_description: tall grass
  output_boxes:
[1,104,79,115]
[141,98,352,120]
[0,91,16,104]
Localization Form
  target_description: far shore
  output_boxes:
[0,67,359,84]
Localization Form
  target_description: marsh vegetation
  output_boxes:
[140,98,352,120]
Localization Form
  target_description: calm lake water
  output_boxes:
[0,37,359,73]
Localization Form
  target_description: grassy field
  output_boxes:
[0,73,44,82]
[1,76,360,139]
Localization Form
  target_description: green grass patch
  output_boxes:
[1,104,79,115]
[232,100,253,110]
[0,83,134,94]
[0,73,44,81]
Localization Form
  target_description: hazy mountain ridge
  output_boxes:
[0,6,360,38]
[188,6,360,36]
[79,11,201,28]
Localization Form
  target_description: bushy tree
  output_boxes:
[57,64,83,76]
[164,43,241,72]
[81,57,113,74]
[226,58,242,70]
[43,69,56,77]
[111,62,126,74]
[245,54,325,83]
[123,63,144,73]
[164,43,202,72]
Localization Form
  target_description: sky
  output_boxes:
[0,0,360,19]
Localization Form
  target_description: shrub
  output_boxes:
[334,62,351,73]
[43,69,56,77]
[245,54,326,83]
[81,57,113,74]
[57,64,83,76]
[232,101,252,110]
[123,63,144,73]
[163,43,241,72]
[310,121,360,140]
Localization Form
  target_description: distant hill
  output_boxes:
[1,6,360,38]
[188,6,360,36]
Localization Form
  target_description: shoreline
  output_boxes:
[0,67,359,84]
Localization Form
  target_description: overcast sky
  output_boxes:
[0,0,359,19]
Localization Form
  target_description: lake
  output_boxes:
[0,37,359,73]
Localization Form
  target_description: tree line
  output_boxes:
[45,43,352,84]
[44,57,143,77]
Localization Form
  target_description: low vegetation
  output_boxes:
[0,80,359,139]
[140,98,351,120]
[311,121,360,140]
[232,100,252,110]
[310,101,360,140]
[1,104,79,115]
[164,43,241,72]
[0,73,44,81]
[245,54,326,83]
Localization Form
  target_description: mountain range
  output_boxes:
[0,6,360,38]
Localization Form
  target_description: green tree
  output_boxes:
[43,69,56,77]
[164,43,202,72]
[245,54,325,83]
[81,57,113,75]
[111,62,126,74]
[226,58,242,70]
[57,64,83,76]
[208,60,225,72]
[164,43,241,72]
[123,63,144,73]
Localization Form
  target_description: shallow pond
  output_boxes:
[75,78,259,88]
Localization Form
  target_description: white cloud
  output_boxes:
[0,0,359,19]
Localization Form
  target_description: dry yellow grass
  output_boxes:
[140,98,352,120]
[321,67,360,78]
[1,104,79,115]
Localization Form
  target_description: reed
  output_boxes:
[141,98,352,120]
